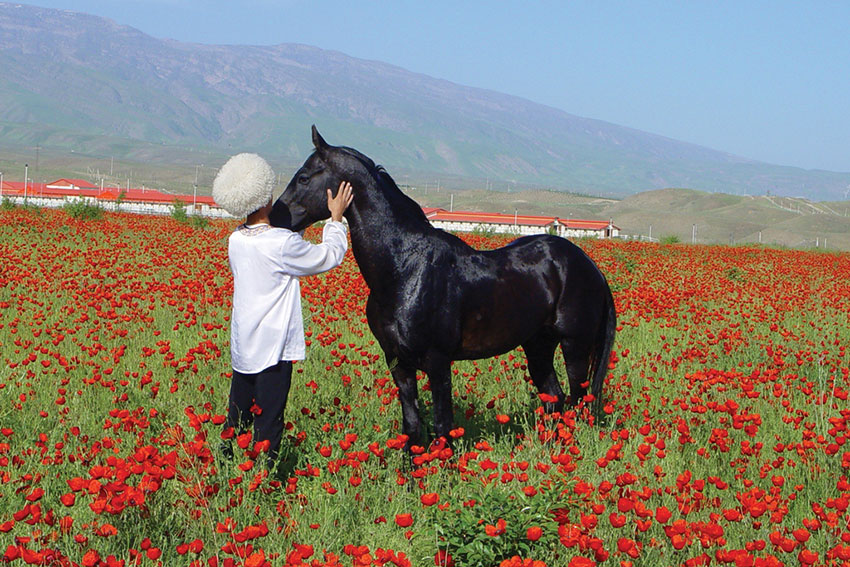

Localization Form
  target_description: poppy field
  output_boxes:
[0,206,849,567]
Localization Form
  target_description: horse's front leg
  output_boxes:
[391,363,422,450]
[425,358,454,442]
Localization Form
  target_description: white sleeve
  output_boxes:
[280,221,349,276]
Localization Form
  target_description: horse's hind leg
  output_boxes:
[522,334,565,414]
[560,337,593,406]
[424,357,454,442]
[391,364,423,450]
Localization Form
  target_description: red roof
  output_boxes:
[559,219,618,230]
[1,181,46,195]
[1,182,217,207]
[48,178,99,189]
[0,181,21,194]
[429,210,558,227]
[92,188,215,205]
[422,207,446,217]
[420,207,618,231]
[38,186,98,198]
[0,182,616,229]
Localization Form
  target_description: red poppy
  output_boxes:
[485,518,506,537]
[435,550,455,567]
[421,492,439,506]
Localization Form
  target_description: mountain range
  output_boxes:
[2,2,849,200]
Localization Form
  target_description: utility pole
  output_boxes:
[194,164,203,210]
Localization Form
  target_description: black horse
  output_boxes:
[271,127,616,448]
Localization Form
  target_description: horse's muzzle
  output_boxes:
[269,201,292,229]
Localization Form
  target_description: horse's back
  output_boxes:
[495,234,611,329]
[446,234,608,358]
[482,234,603,282]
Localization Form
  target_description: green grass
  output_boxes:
[0,209,848,566]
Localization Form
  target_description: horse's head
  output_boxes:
[271,126,364,231]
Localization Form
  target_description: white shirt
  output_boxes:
[227,221,348,373]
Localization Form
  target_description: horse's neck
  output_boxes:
[345,178,432,289]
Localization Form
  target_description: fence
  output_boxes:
[0,194,236,219]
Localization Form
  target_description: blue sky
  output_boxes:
[25,0,850,172]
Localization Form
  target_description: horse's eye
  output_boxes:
[298,175,309,184]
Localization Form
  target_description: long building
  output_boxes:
[0,179,225,217]
[0,179,619,237]
[424,208,619,239]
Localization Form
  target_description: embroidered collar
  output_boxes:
[238,223,272,236]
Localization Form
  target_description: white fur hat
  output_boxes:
[212,153,275,217]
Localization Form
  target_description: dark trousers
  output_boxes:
[224,360,293,464]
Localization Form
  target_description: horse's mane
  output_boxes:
[337,146,431,226]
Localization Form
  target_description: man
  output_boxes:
[212,152,353,468]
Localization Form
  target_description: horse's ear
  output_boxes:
[312,125,329,153]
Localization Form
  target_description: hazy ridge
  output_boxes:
[2,3,850,200]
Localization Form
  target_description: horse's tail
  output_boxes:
[590,285,616,399]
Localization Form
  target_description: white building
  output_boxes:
[423,208,619,239]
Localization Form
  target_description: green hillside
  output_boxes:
[411,186,850,250]
[2,3,850,200]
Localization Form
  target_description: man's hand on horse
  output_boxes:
[328,181,354,222]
